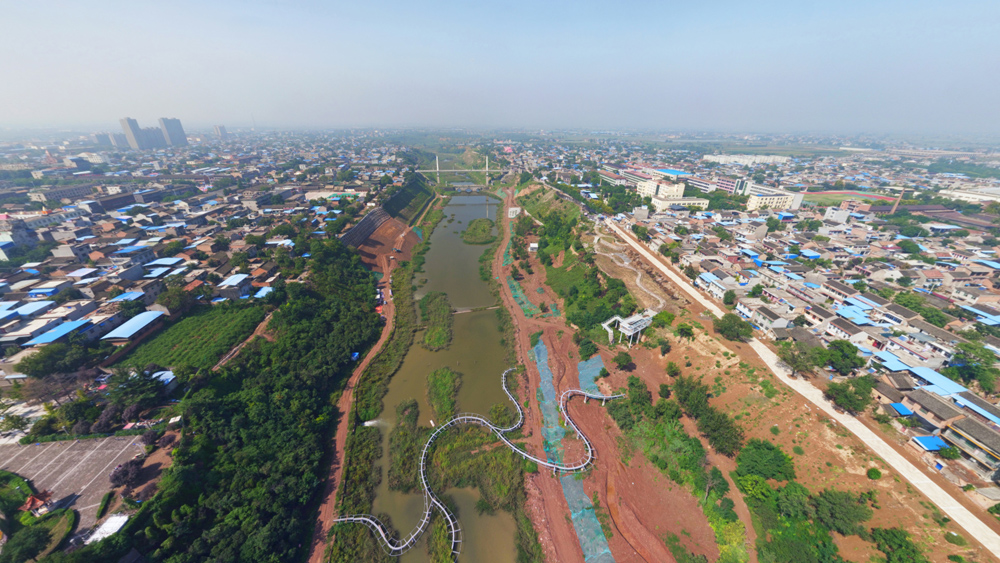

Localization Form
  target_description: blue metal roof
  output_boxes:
[146,257,184,267]
[144,268,170,278]
[108,291,145,303]
[254,287,273,299]
[113,245,147,254]
[976,259,1000,270]
[25,319,91,346]
[102,311,163,340]
[28,287,59,296]
[67,267,98,278]
[954,396,1000,426]
[219,274,249,287]
[908,366,968,396]
[15,301,55,317]
[913,436,948,451]
[888,403,913,416]
[874,350,911,372]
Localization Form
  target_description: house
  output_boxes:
[821,280,859,303]
[943,417,1000,480]
[803,305,835,326]
[100,311,165,346]
[870,303,919,326]
[826,317,866,344]
[752,306,788,331]
[901,388,965,430]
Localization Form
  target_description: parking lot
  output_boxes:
[0,436,145,529]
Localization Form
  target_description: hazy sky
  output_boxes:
[2,0,998,133]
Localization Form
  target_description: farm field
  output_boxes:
[118,304,266,370]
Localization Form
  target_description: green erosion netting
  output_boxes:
[533,341,616,562]
[576,356,606,395]
[508,276,541,317]
[502,221,514,266]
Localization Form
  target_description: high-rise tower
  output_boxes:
[119,117,144,150]
[159,118,188,146]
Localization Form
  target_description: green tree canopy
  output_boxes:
[713,313,753,341]
[15,343,90,378]
[822,340,864,375]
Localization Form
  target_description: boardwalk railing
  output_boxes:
[332,368,623,559]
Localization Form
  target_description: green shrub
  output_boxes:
[944,532,967,546]
[736,439,795,482]
[867,468,882,480]
[96,491,114,519]
[939,446,962,460]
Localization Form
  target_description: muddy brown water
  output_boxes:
[369,195,516,563]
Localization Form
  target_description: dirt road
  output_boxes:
[306,221,410,563]
[604,218,1000,559]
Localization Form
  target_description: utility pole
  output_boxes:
[436,155,440,184]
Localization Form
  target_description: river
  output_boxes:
[370,194,516,563]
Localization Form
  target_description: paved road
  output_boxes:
[0,437,145,530]
[604,219,1000,558]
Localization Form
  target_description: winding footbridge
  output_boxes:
[332,368,624,559]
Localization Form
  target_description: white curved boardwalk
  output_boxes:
[333,368,624,558]
[604,219,1000,558]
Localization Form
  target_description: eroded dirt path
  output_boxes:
[306,221,410,563]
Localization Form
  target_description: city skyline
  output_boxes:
[2,0,999,134]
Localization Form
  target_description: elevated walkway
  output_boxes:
[333,368,623,559]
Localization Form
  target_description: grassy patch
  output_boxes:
[119,303,265,370]
[419,291,453,351]
[34,508,78,560]
[664,533,708,563]
[591,491,614,539]
[427,367,462,420]
[460,218,497,244]
[529,331,543,347]
[516,185,580,222]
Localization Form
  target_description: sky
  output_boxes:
[2,0,998,134]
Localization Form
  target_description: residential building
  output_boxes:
[158,118,188,147]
